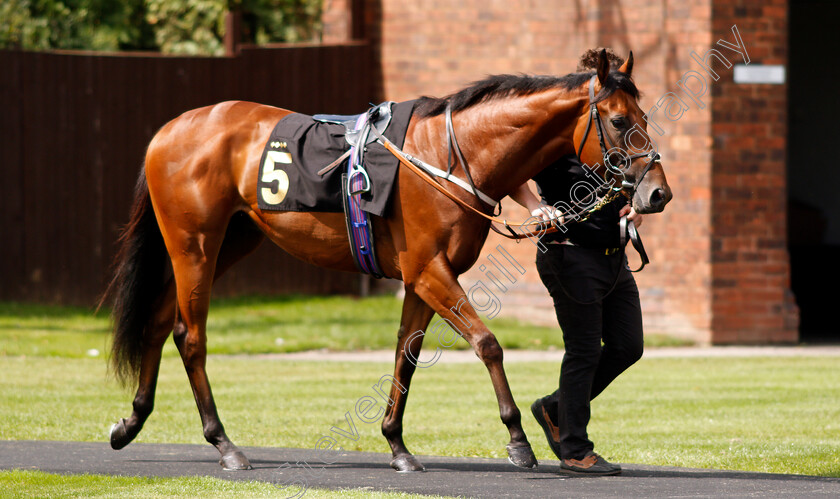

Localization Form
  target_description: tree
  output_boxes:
[0,0,321,55]
[145,0,227,55]
[237,0,321,46]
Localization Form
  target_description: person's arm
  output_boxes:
[509,182,542,212]
[509,182,560,222]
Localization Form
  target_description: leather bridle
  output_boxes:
[578,75,661,200]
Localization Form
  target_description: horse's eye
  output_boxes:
[611,117,626,129]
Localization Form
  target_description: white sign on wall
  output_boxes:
[733,64,786,84]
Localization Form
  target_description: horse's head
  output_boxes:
[574,50,672,214]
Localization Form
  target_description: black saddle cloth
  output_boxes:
[256,100,416,217]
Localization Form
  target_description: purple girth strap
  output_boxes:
[345,112,384,278]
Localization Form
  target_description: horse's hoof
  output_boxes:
[390,454,425,472]
[109,419,132,450]
[506,443,538,469]
[220,450,252,471]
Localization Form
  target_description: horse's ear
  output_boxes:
[619,51,634,77]
[596,48,610,86]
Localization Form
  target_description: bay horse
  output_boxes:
[102,50,671,472]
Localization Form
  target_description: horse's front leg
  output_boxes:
[381,286,436,472]
[409,258,537,469]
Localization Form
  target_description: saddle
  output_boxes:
[314,101,394,149]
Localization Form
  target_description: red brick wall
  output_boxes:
[324,0,796,344]
[634,0,715,342]
[709,0,798,342]
[322,0,353,42]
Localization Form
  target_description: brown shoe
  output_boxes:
[530,396,563,460]
[560,451,621,475]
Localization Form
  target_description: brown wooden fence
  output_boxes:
[0,43,376,306]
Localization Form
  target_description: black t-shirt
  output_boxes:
[532,153,627,248]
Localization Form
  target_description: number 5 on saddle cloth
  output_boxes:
[256,101,416,279]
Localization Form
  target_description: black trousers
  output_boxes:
[536,244,643,460]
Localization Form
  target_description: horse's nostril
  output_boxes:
[650,188,666,207]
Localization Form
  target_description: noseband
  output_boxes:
[577,75,660,197]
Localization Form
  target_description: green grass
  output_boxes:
[5,297,827,497]
[0,302,112,358]
[0,355,838,477]
[0,470,446,498]
[0,296,691,358]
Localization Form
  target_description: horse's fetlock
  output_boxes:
[203,421,225,443]
[132,396,154,419]
[381,418,402,439]
[499,406,521,427]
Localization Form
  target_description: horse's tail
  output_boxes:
[99,169,169,386]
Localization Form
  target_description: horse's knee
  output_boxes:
[473,332,503,364]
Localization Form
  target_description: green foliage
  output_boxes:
[0,0,322,54]
[1,0,84,50]
[0,0,155,51]
[145,0,227,55]
[237,0,321,45]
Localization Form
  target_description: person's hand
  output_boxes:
[619,205,643,228]
[531,204,563,224]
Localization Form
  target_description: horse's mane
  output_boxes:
[414,71,639,117]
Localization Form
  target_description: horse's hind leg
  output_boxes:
[110,213,265,455]
[110,279,176,449]
[167,215,264,470]
[381,287,435,472]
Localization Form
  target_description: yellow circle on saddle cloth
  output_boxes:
[260,150,292,205]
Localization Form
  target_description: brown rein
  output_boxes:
[375,136,556,239]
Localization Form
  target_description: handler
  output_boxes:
[509,48,644,476]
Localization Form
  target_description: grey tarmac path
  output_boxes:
[2,440,839,498]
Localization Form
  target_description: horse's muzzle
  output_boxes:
[632,182,672,214]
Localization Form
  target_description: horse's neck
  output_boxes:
[449,89,587,201]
